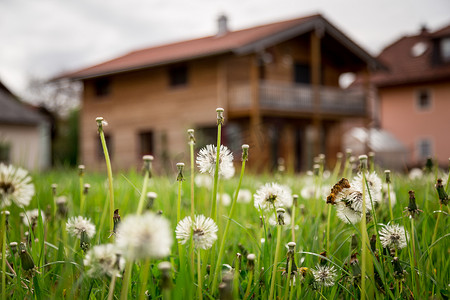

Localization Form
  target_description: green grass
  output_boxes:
[1,164,449,299]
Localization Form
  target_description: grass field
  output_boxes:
[0,117,449,299]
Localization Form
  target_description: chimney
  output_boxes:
[217,14,229,36]
[420,24,429,36]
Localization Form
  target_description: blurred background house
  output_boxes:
[368,23,450,169]
[0,80,51,170]
[59,14,385,172]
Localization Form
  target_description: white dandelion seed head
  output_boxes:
[84,244,125,278]
[218,193,232,206]
[175,215,218,250]
[116,212,173,260]
[66,216,96,239]
[254,182,292,211]
[379,224,408,250]
[196,144,235,179]
[334,188,371,224]
[236,189,252,204]
[351,172,382,203]
[268,211,291,226]
[194,174,213,189]
[0,163,35,208]
[22,209,45,227]
[312,264,337,287]
[408,168,423,180]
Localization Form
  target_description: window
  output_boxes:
[0,142,10,163]
[415,89,432,110]
[139,131,154,157]
[168,65,188,87]
[293,63,311,84]
[97,134,112,160]
[417,138,433,160]
[441,37,450,62]
[94,78,111,97]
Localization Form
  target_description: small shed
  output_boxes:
[343,127,408,171]
[0,80,51,170]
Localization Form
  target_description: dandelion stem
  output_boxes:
[79,175,85,215]
[189,135,196,280]
[177,178,186,272]
[107,274,117,300]
[291,203,296,243]
[211,123,222,222]
[283,258,293,300]
[120,261,133,300]
[243,270,253,300]
[190,141,195,220]
[98,125,115,237]
[211,155,247,292]
[360,170,374,300]
[326,205,332,254]
[387,181,394,222]
[197,250,203,300]
[269,224,282,300]
[428,204,442,271]
[409,216,420,298]
[136,170,149,215]
[138,259,151,300]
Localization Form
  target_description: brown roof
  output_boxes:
[60,14,383,80]
[371,24,450,87]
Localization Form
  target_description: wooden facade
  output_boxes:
[63,15,383,172]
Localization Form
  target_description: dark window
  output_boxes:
[293,63,311,84]
[416,89,432,110]
[417,139,432,160]
[441,37,450,62]
[0,142,10,163]
[168,65,188,87]
[94,78,111,97]
[97,134,112,160]
[139,131,154,157]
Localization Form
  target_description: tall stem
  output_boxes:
[79,173,85,215]
[428,204,442,271]
[98,123,115,236]
[360,168,374,299]
[189,142,196,279]
[138,259,151,300]
[107,274,117,300]
[197,250,203,300]
[211,155,247,292]
[136,171,149,215]
[211,123,222,222]
[120,261,133,300]
[326,205,332,254]
[387,181,394,221]
[269,224,282,300]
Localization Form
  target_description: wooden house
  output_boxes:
[60,14,384,172]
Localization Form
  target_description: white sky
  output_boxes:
[0,0,449,97]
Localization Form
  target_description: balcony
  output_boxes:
[228,80,366,117]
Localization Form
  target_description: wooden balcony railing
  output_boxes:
[228,80,366,116]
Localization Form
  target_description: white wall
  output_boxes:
[0,123,50,170]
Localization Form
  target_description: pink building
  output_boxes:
[372,24,450,168]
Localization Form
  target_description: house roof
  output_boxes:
[59,14,384,80]
[371,23,450,87]
[0,80,46,126]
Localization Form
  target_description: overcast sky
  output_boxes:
[0,0,449,98]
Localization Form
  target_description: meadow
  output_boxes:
[0,110,449,300]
